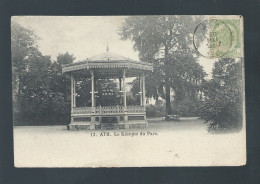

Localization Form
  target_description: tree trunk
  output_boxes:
[165,77,172,115]
[17,75,21,113]
[164,44,172,115]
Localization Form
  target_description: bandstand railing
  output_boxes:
[72,105,145,115]
[72,107,92,114]
[126,106,145,113]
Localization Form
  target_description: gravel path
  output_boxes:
[13,117,246,167]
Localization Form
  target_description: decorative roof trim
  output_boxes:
[62,61,153,73]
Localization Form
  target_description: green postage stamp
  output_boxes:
[209,17,242,58]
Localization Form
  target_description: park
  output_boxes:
[12,16,243,132]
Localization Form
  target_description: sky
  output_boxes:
[12,16,215,79]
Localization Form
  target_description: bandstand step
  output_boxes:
[101,116,118,124]
[101,123,119,130]
[101,116,118,130]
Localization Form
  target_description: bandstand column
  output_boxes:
[139,76,143,106]
[70,73,76,125]
[90,70,95,130]
[119,77,122,105]
[142,73,146,107]
[123,69,129,127]
[123,69,126,107]
[91,70,95,107]
[142,73,147,125]
[71,74,75,110]
[73,76,76,107]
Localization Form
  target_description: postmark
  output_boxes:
[193,17,242,59]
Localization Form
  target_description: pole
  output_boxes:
[91,70,95,107]
[142,73,146,107]
[73,76,76,107]
[71,73,74,111]
[139,76,143,106]
[119,77,122,105]
[123,69,126,107]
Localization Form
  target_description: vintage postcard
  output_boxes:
[12,15,245,167]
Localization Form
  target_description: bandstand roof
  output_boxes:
[62,52,153,76]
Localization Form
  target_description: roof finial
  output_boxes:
[106,42,109,52]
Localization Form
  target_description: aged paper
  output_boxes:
[12,15,245,167]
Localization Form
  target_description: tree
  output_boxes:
[12,21,76,125]
[120,16,206,115]
[11,22,39,69]
[50,53,75,119]
[200,58,243,131]
[18,53,54,124]
[11,21,39,112]
[51,52,75,93]
[14,50,76,125]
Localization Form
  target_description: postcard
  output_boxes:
[12,15,245,167]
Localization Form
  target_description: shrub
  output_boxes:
[146,101,166,117]
[200,58,243,132]
[172,99,202,117]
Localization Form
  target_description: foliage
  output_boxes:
[128,77,150,105]
[96,79,119,106]
[50,53,74,116]
[13,51,75,125]
[75,77,92,107]
[11,21,40,112]
[200,58,243,131]
[172,98,203,117]
[146,101,166,117]
[11,22,39,69]
[12,22,76,125]
[75,78,120,107]
[120,16,206,115]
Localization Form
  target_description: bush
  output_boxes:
[13,112,70,126]
[172,99,202,117]
[200,95,242,131]
[200,58,243,132]
[146,101,166,117]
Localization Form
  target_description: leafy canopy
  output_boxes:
[120,16,206,115]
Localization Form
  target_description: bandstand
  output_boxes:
[62,52,153,130]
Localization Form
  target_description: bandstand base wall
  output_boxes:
[68,106,148,130]
[69,118,148,130]
[69,122,148,130]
